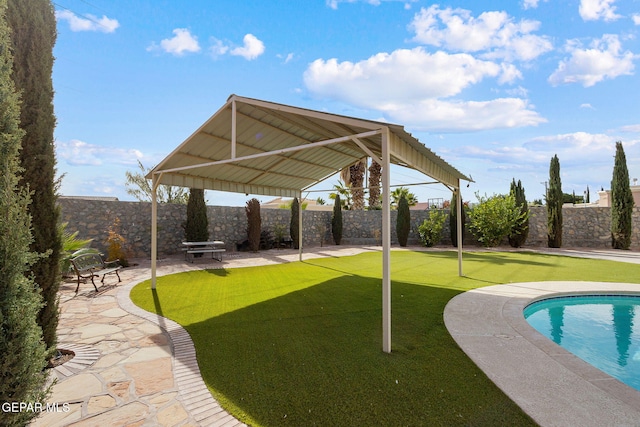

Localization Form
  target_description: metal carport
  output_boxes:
[147,94,471,353]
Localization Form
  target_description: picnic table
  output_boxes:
[182,241,226,263]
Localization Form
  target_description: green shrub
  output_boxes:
[396,194,410,246]
[332,195,343,245]
[469,193,527,247]
[246,198,261,252]
[418,210,447,247]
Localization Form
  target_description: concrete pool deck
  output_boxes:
[444,280,640,426]
[34,246,640,426]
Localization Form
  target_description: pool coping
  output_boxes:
[444,281,640,427]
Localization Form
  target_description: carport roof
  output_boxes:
[147,94,471,196]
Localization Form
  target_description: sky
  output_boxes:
[52,0,640,206]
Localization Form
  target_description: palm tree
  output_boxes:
[368,160,381,209]
[350,159,367,211]
[390,187,418,209]
[329,180,352,209]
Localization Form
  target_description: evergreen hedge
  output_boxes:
[185,188,209,242]
[508,179,529,248]
[290,197,300,249]
[0,5,49,421]
[332,195,343,245]
[246,198,261,252]
[8,0,61,354]
[611,141,634,249]
[547,155,563,248]
[396,194,410,247]
[449,192,466,248]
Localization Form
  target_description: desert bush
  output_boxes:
[418,210,447,247]
[469,193,527,247]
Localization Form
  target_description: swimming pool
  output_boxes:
[524,295,640,391]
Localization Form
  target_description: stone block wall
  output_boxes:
[58,199,640,259]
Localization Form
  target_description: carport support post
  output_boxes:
[298,191,303,261]
[456,185,463,277]
[382,128,391,353]
[151,174,158,290]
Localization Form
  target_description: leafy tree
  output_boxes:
[245,198,261,252]
[449,191,466,247]
[396,194,411,247]
[185,188,209,242]
[332,194,343,245]
[0,4,49,420]
[418,210,447,247]
[390,187,418,209]
[611,141,634,249]
[508,179,529,248]
[368,160,381,209]
[125,160,188,203]
[290,196,300,249]
[8,0,61,354]
[547,155,563,248]
[329,180,351,210]
[469,193,527,247]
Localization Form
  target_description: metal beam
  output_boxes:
[158,130,382,175]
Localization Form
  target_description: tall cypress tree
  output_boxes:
[449,191,465,247]
[7,0,61,353]
[396,194,410,247]
[332,194,343,245]
[290,197,300,249]
[547,155,563,248]
[185,188,209,242]
[509,179,529,248]
[0,1,49,421]
[611,141,634,249]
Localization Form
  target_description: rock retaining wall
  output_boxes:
[58,199,640,258]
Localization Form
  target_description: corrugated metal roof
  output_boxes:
[148,95,470,197]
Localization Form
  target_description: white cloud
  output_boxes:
[327,0,417,9]
[56,140,143,167]
[304,48,505,105]
[580,103,595,109]
[632,14,640,25]
[277,52,295,64]
[304,47,544,131]
[382,98,546,132]
[579,0,621,22]
[548,34,636,87]
[522,0,548,9]
[55,10,119,33]
[409,5,553,61]
[154,28,201,56]
[230,34,265,60]
[461,132,616,166]
[619,124,640,133]
[209,38,229,58]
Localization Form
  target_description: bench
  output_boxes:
[182,241,226,263]
[70,253,122,292]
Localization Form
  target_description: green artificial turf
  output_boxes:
[130,250,640,426]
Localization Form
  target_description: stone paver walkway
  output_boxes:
[34,246,374,427]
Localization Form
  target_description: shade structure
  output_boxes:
[148,94,471,353]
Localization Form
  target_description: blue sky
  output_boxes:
[53,0,640,206]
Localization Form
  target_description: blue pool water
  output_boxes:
[524,295,640,391]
